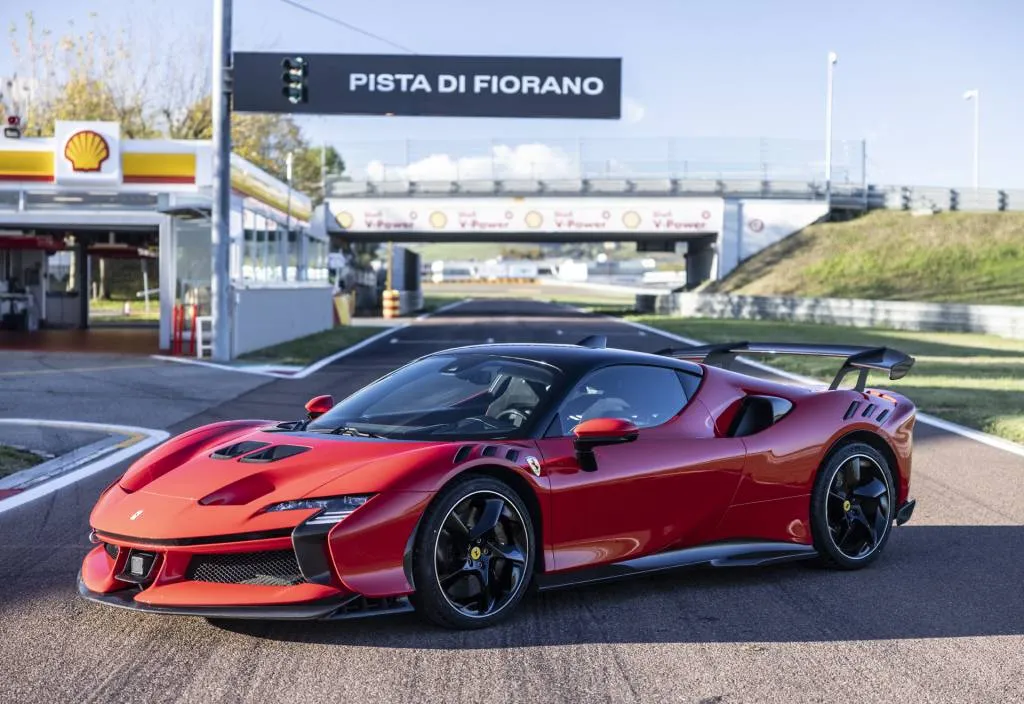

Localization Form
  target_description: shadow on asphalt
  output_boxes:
[209,524,1024,647]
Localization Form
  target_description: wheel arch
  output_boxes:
[402,464,546,591]
[822,429,900,485]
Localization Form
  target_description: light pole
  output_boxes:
[963,89,979,189]
[210,0,232,361]
[824,51,838,210]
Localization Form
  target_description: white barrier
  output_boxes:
[650,292,1024,340]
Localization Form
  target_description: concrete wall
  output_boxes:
[717,200,829,279]
[232,285,334,356]
[650,291,1024,340]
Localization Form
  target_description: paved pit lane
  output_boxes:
[1,299,1021,704]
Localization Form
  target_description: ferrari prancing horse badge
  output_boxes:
[526,456,542,476]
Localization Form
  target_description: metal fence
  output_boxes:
[331,137,867,185]
[324,137,1024,213]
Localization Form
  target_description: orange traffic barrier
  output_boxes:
[382,289,400,319]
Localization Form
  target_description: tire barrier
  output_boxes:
[382,289,400,319]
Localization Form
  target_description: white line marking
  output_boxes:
[150,355,282,378]
[610,315,1024,460]
[297,324,410,376]
[417,298,473,319]
[0,419,170,516]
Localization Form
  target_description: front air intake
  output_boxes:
[186,550,305,586]
[238,445,311,463]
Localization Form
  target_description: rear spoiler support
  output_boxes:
[656,341,915,392]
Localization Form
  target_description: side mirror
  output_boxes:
[571,417,639,471]
[305,395,334,420]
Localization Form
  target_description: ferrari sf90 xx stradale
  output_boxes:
[79,337,918,629]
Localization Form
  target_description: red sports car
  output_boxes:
[79,337,918,629]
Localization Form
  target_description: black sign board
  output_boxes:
[232,52,622,119]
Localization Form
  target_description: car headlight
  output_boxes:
[262,495,373,526]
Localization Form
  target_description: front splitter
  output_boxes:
[76,572,414,621]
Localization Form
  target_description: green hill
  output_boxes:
[709,210,1024,305]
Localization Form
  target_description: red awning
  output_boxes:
[0,235,66,252]
[88,244,158,260]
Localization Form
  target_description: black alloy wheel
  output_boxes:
[411,475,534,629]
[810,442,895,569]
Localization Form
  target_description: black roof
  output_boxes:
[429,342,705,376]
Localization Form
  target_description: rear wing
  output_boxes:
[657,342,915,392]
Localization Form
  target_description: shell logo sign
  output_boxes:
[54,120,122,186]
[64,130,111,172]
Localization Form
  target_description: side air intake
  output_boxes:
[238,445,311,463]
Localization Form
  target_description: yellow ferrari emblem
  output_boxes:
[843,500,851,512]
[470,546,482,560]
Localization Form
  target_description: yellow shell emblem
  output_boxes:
[622,211,641,229]
[525,211,543,228]
[64,130,110,172]
[429,211,448,229]
[335,211,354,229]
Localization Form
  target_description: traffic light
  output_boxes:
[281,57,308,104]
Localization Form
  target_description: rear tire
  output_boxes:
[411,475,535,629]
[810,442,895,570]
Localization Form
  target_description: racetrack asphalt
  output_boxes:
[1,299,1021,704]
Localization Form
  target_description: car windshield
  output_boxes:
[305,353,561,440]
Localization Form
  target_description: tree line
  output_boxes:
[1,9,342,203]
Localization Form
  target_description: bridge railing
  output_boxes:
[330,137,866,185]
[323,138,1024,213]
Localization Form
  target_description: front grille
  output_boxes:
[186,550,305,586]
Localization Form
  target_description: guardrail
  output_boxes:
[326,177,1024,213]
[324,137,1024,213]
[642,292,1024,340]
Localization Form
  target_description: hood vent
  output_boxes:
[238,445,311,463]
[211,441,270,460]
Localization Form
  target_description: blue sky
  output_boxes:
[2,0,1021,188]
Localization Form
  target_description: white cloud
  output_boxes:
[622,96,646,124]
[365,143,580,182]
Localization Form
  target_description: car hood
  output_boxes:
[91,424,456,540]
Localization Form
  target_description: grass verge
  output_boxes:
[422,286,636,316]
[0,445,44,479]
[709,210,1024,305]
[238,326,385,367]
[89,297,160,322]
[628,316,1024,444]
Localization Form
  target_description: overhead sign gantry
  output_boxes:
[232,52,622,119]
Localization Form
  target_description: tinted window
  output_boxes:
[306,353,559,440]
[554,365,689,435]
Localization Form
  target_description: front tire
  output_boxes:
[411,475,535,629]
[810,442,895,570]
